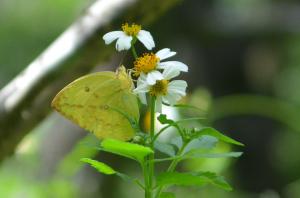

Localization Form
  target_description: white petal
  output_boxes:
[155,48,176,60]
[116,35,132,51]
[162,65,180,80]
[138,93,147,105]
[163,93,178,105]
[137,73,147,86]
[168,88,186,96]
[168,80,188,91]
[137,30,155,50]
[138,73,147,83]
[146,71,163,85]
[161,96,169,104]
[168,82,187,96]
[134,76,150,93]
[159,61,188,72]
[155,96,163,113]
[133,83,149,93]
[103,31,124,44]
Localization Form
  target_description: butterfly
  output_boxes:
[51,66,139,141]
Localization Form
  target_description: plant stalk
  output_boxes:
[131,44,138,59]
[143,162,151,198]
[147,96,156,198]
[155,142,188,197]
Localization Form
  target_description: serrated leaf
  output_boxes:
[100,139,153,163]
[156,172,232,191]
[183,135,218,154]
[80,158,116,175]
[193,127,244,146]
[157,114,175,125]
[155,141,176,157]
[159,192,176,198]
[170,136,183,149]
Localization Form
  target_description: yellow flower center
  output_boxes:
[122,23,141,36]
[149,80,169,96]
[134,53,160,76]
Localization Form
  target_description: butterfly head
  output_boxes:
[116,66,134,90]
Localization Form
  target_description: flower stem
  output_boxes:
[143,162,151,198]
[145,96,156,198]
[131,44,138,59]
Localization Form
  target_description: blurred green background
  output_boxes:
[1,0,300,197]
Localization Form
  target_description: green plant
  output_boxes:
[52,23,243,198]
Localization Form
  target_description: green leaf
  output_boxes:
[157,114,175,125]
[196,171,232,191]
[100,139,153,163]
[81,158,144,189]
[170,136,183,149]
[80,158,116,175]
[156,172,232,191]
[193,127,244,146]
[154,152,242,163]
[116,172,144,189]
[116,173,144,189]
[159,192,176,198]
[188,152,243,158]
[156,172,209,187]
[183,135,218,154]
[155,141,176,157]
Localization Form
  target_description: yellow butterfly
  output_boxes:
[51,66,139,141]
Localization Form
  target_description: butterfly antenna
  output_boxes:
[116,51,129,77]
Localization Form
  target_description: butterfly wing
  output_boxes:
[52,71,139,140]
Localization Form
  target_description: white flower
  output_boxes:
[103,23,155,51]
[133,69,188,112]
[133,48,188,85]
